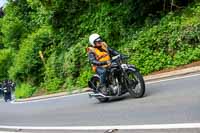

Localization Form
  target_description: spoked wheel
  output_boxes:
[91,77,109,103]
[125,69,145,98]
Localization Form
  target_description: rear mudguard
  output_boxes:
[88,74,100,89]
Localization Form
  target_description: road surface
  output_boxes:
[0,73,200,133]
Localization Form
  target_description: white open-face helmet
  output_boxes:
[89,33,102,46]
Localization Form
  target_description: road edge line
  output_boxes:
[1,123,200,130]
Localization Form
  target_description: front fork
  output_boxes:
[123,68,138,91]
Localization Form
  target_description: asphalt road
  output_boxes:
[0,73,200,133]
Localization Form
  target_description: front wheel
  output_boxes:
[4,92,11,102]
[125,69,145,98]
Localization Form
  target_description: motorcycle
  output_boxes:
[2,87,12,102]
[88,55,145,102]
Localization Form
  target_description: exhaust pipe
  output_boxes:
[89,93,110,98]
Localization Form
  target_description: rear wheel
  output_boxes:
[91,77,109,103]
[125,69,145,98]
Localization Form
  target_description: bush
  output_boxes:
[8,26,53,84]
[1,1,29,49]
[42,78,63,93]
[0,49,13,80]
[42,51,65,92]
[62,41,88,90]
[76,67,93,89]
[15,83,36,99]
[120,4,200,75]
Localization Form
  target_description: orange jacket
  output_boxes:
[87,42,111,72]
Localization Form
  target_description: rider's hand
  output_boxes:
[106,60,111,65]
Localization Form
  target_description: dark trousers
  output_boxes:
[4,92,11,102]
[96,66,107,86]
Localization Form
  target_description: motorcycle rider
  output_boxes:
[2,80,15,102]
[87,33,122,93]
[0,82,2,96]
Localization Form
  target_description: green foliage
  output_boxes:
[0,19,3,47]
[1,0,32,49]
[121,4,200,75]
[62,41,88,89]
[0,49,13,80]
[15,83,36,99]
[173,46,200,65]
[42,51,65,92]
[76,67,93,88]
[9,26,53,84]
[78,1,127,47]
[1,12,24,49]
[42,77,63,93]
[44,51,65,80]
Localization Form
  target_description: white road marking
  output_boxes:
[0,131,22,133]
[0,132,23,133]
[146,73,200,84]
[12,92,89,104]
[0,123,200,130]
[12,73,200,104]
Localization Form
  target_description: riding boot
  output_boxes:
[98,84,108,95]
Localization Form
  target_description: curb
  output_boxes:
[15,88,91,102]
[144,65,200,82]
[15,66,200,102]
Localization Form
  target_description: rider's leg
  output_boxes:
[4,93,7,102]
[96,66,107,89]
[8,92,12,101]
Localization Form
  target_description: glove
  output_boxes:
[106,60,111,66]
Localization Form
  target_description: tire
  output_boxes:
[91,77,109,103]
[125,69,145,98]
[8,92,12,101]
[3,91,12,102]
[4,97,7,102]
[4,93,8,102]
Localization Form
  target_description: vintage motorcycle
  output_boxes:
[2,87,12,102]
[1,80,15,102]
[88,55,145,102]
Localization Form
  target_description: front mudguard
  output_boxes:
[127,64,138,72]
[125,65,144,81]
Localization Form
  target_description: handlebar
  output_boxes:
[111,55,121,61]
[111,55,129,62]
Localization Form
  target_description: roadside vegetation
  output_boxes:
[0,0,199,98]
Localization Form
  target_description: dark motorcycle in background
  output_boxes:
[0,80,15,102]
[2,87,12,102]
[88,55,145,102]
